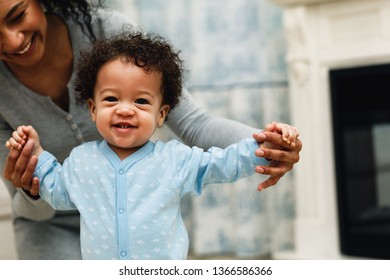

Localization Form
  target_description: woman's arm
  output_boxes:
[167,89,302,190]
[167,89,258,149]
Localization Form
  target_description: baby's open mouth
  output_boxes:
[114,124,135,129]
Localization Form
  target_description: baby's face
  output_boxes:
[88,58,169,159]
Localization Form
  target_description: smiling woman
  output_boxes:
[0,0,47,66]
[0,0,74,112]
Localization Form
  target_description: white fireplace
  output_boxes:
[271,0,390,259]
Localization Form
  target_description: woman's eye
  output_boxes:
[11,11,26,23]
[104,96,117,102]
[135,98,149,105]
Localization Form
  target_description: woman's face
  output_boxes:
[0,0,47,67]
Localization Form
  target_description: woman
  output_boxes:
[0,0,301,259]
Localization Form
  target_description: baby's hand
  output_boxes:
[5,125,43,157]
[6,125,29,150]
[263,121,300,147]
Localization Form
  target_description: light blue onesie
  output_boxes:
[35,138,267,260]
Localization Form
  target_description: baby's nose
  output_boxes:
[116,104,136,116]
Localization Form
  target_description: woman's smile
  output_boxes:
[15,36,33,55]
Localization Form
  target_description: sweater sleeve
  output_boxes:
[166,89,259,150]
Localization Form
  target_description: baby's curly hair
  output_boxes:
[75,31,184,111]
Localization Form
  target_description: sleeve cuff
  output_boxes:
[247,139,270,167]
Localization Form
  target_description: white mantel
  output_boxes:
[271,0,390,259]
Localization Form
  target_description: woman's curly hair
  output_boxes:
[40,0,105,41]
[75,31,184,111]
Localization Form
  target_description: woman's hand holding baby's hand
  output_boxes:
[253,121,301,191]
[4,125,42,197]
[6,125,29,150]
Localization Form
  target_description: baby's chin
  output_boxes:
[108,141,147,159]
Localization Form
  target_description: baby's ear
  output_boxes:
[87,99,97,122]
[158,104,170,127]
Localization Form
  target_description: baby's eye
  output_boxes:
[135,98,149,105]
[104,96,118,102]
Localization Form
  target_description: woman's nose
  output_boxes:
[0,29,24,52]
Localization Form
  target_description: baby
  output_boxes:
[6,31,299,259]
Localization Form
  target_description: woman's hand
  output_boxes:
[253,131,302,191]
[3,139,40,196]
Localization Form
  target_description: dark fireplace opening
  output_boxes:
[330,63,390,259]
